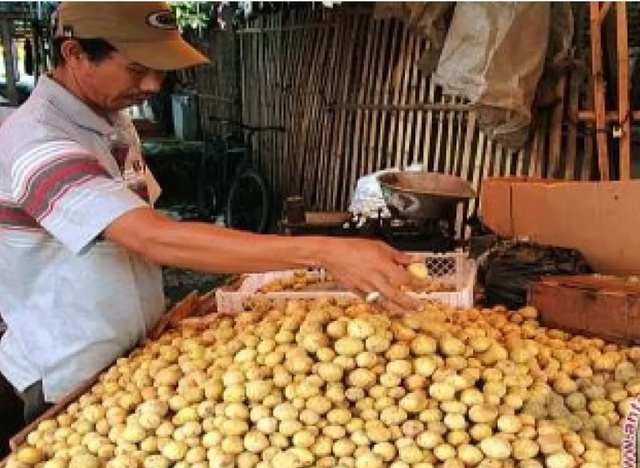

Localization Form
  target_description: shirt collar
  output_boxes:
[33,74,126,139]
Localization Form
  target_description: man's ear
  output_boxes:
[59,39,85,67]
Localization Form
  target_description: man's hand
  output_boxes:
[318,238,422,315]
[104,208,422,314]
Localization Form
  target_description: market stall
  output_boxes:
[2,2,640,468]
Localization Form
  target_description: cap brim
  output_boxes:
[111,38,210,71]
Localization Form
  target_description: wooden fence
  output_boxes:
[189,4,598,236]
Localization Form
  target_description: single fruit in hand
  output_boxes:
[408,262,430,280]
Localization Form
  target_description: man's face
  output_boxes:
[74,49,165,113]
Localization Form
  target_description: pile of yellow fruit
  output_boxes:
[5,298,633,468]
[258,271,340,293]
[258,263,455,294]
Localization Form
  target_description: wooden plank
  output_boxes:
[492,143,504,179]
[474,131,491,237]
[399,34,419,170]
[331,15,357,209]
[455,111,477,239]
[269,15,284,191]
[350,14,375,199]
[528,113,545,177]
[237,23,336,34]
[460,113,478,183]
[396,34,417,170]
[317,23,339,210]
[404,33,423,168]
[304,9,322,191]
[375,20,401,172]
[269,15,285,194]
[297,27,321,200]
[548,75,567,179]
[337,15,361,209]
[598,1,613,24]
[328,15,346,209]
[617,1,631,180]
[238,32,248,131]
[565,70,580,180]
[331,102,472,111]
[256,30,268,179]
[514,147,525,177]
[278,28,291,193]
[385,23,409,170]
[290,15,308,197]
[412,39,429,169]
[294,11,308,191]
[307,27,331,207]
[148,291,200,340]
[444,97,458,174]
[466,116,484,236]
[452,101,466,177]
[482,135,494,183]
[265,25,282,192]
[582,76,595,181]
[424,80,437,170]
[578,110,640,121]
[259,29,271,181]
[364,18,384,175]
[433,87,448,173]
[590,1,610,180]
[538,112,551,178]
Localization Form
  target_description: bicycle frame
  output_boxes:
[197,117,285,225]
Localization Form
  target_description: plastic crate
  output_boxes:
[216,252,476,313]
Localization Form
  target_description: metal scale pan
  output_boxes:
[377,171,476,221]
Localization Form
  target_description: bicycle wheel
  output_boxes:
[225,168,271,233]
[197,170,218,221]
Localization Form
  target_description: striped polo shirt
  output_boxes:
[0,75,165,401]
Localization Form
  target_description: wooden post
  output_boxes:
[589,2,610,180]
[548,75,567,179]
[565,71,579,180]
[616,1,631,180]
[582,78,595,180]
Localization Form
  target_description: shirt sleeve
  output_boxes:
[11,140,148,254]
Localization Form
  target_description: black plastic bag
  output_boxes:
[479,240,593,309]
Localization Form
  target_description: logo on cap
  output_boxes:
[147,11,178,30]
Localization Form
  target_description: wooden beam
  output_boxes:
[599,2,613,24]
[237,24,336,34]
[590,1,610,180]
[327,102,472,112]
[617,1,631,180]
[582,79,595,180]
[577,110,640,121]
[548,76,567,179]
[566,71,579,180]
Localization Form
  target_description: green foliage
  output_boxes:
[170,2,216,32]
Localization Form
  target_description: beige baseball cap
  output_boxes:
[54,2,210,71]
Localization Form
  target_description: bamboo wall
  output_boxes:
[190,5,595,236]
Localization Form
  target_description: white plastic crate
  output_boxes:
[216,252,476,313]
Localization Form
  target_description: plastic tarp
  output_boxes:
[432,2,550,151]
[478,240,592,310]
[374,2,573,152]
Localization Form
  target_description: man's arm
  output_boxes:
[104,207,420,313]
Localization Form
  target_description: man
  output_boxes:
[0,1,419,428]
